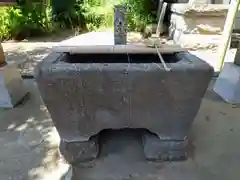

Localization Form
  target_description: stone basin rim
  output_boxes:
[52,44,187,54]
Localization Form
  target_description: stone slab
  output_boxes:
[213,62,240,104]
[0,63,27,108]
[53,44,186,54]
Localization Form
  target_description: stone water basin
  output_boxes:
[35,46,213,163]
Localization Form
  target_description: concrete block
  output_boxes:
[0,64,27,108]
[213,63,240,104]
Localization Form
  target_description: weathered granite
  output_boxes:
[35,51,213,145]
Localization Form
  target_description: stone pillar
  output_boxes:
[114,5,127,45]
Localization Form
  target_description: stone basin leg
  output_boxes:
[142,131,188,161]
[59,136,99,164]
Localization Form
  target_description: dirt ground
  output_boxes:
[0,79,240,180]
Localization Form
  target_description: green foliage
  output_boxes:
[0,7,11,40]
[0,0,53,40]
[0,0,156,40]
[73,0,156,32]
[120,0,157,31]
[80,2,114,31]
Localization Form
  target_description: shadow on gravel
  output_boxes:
[0,80,68,180]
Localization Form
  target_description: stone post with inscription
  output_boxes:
[114,5,127,45]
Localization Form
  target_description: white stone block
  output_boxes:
[170,13,225,34]
[0,64,27,108]
[213,63,240,104]
[171,31,221,49]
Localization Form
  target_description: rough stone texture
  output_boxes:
[60,136,99,164]
[35,51,213,146]
[142,131,187,161]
